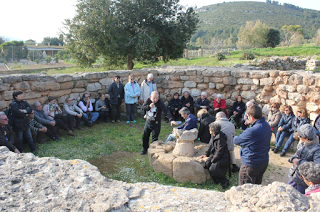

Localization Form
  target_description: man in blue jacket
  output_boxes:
[233,104,271,185]
[165,107,197,143]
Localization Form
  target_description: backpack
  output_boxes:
[4,103,15,126]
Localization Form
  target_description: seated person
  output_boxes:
[95,93,110,123]
[78,93,99,126]
[43,96,74,136]
[273,105,295,153]
[168,92,182,121]
[213,94,227,117]
[267,103,281,135]
[194,92,210,116]
[241,101,254,130]
[63,96,84,131]
[314,113,320,135]
[197,109,215,144]
[200,122,230,189]
[228,95,245,127]
[0,112,21,153]
[33,102,61,141]
[298,162,320,196]
[181,91,194,114]
[165,107,197,143]
[279,107,310,157]
[29,110,52,143]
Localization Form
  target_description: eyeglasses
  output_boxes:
[298,111,302,113]
[272,106,277,108]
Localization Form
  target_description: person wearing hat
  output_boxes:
[108,75,124,123]
[213,94,227,117]
[298,162,320,196]
[288,124,320,194]
[43,96,74,136]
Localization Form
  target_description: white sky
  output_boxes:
[1,0,319,43]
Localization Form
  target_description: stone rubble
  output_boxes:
[0,146,319,211]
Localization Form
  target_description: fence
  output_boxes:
[183,48,236,58]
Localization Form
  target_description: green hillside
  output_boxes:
[193,1,320,42]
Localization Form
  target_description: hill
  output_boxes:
[193,1,320,42]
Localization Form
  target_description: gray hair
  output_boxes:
[216,94,223,99]
[209,122,221,135]
[33,101,41,107]
[246,101,253,107]
[0,112,6,120]
[147,73,153,79]
[216,111,226,119]
[201,92,207,97]
[299,162,320,184]
[297,124,316,140]
[179,107,190,115]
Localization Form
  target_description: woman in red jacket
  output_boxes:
[213,94,227,117]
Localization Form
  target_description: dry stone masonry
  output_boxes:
[1,66,320,123]
[1,146,319,211]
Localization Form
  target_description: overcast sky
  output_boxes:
[1,0,319,43]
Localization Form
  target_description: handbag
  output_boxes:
[293,131,299,140]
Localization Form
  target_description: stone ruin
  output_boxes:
[148,128,213,183]
[1,146,319,211]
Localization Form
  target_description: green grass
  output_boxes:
[246,46,320,57]
[32,116,240,191]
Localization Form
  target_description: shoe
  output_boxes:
[104,120,108,123]
[116,120,121,123]
[280,151,286,157]
[127,121,130,123]
[273,148,279,153]
[33,149,40,154]
[53,137,60,142]
[70,128,75,131]
[112,120,115,123]
[97,120,101,124]
[68,130,75,136]
[76,126,82,130]
[56,136,62,141]
[232,164,240,173]
[222,182,230,189]
[141,149,147,155]
[131,120,136,123]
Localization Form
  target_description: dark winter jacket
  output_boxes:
[177,114,197,131]
[181,96,194,108]
[277,113,295,132]
[10,99,33,131]
[198,113,216,143]
[0,125,17,151]
[142,98,173,124]
[107,81,124,105]
[168,98,182,111]
[232,101,245,115]
[290,116,310,133]
[233,117,271,168]
[34,109,54,126]
[194,98,210,109]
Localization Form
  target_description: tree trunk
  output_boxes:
[127,54,134,70]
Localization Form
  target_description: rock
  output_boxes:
[74,80,88,88]
[190,88,201,97]
[288,74,303,85]
[13,81,30,90]
[306,103,319,112]
[249,71,269,78]
[184,81,197,88]
[60,82,73,90]
[87,83,102,92]
[222,77,236,85]
[240,91,255,100]
[55,74,73,82]
[172,157,207,183]
[172,128,198,157]
[209,83,215,89]
[259,78,274,86]
[297,85,309,94]
[237,78,253,85]
[152,153,175,177]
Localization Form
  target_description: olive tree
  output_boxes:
[63,0,199,69]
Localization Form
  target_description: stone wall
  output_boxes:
[0,146,319,211]
[1,67,320,122]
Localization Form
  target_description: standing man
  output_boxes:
[233,105,271,185]
[215,112,240,172]
[141,91,176,155]
[194,92,210,116]
[108,75,124,123]
[140,73,157,104]
[78,93,99,126]
[0,112,21,153]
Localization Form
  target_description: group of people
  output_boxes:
[1,74,320,195]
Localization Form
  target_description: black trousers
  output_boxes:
[228,111,242,124]
[54,114,68,131]
[111,98,122,121]
[67,114,81,129]
[239,163,268,185]
[142,121,161,150]
[126,104,136,121]
[42,124,57,139]
[31,129,54,142]
[169,107,180,121]
[98,111,109,121]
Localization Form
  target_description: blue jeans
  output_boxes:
[274,131,291,149]
[126,104,136,121]
[165,133,176,143]
[282,132,295,153]
[16,128,36,152]
[82,112,99,123]
[288,176,307,194]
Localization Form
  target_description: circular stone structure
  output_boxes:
[148,129,212,183]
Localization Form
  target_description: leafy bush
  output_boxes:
[63,54,70,61]
[45,56,51,64]
[216,52,225,60]
[54,55,59,63]
[241,52,255,60]
[35,59,39,64]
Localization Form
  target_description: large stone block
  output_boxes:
[288,92,304,102]
[13,81,30,90]
[249,71,269,79]
[288,74,303,85]
[297,85,309,94]
[269,70,279,78]
[230,70,249,78]
[99,78,114,87]
[184,81,196,88]
[180,76,189,81]
[276,88,288,99]
[252,79,259,85]
[259,78,274,86]
[303,75,315,86]
[48,90,72,98]
[285,85,296,92]
[197,84,208,89]
[223,77,236,85]
[189,76,204,83]
[0,83,10,91]
[212,70,230,77]
[237,78,253,85]
[240,91,255,100]
[24,92,42,100]
[211,78,223,83]
[190,88,201,97]
[173,157,206,183]
[87,83,102,92]
[152,153,175,177]
[147,148,166,167]
[60,82,73,90]
[209,83,215,89]
[0,101,7,109]
[55,75,73,82]
[306,103,319,112]
[74,80,88,88]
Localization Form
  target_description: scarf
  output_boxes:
[306,184,320,194]
[48,103,61,115]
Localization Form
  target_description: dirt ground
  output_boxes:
[233,145,294,186]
